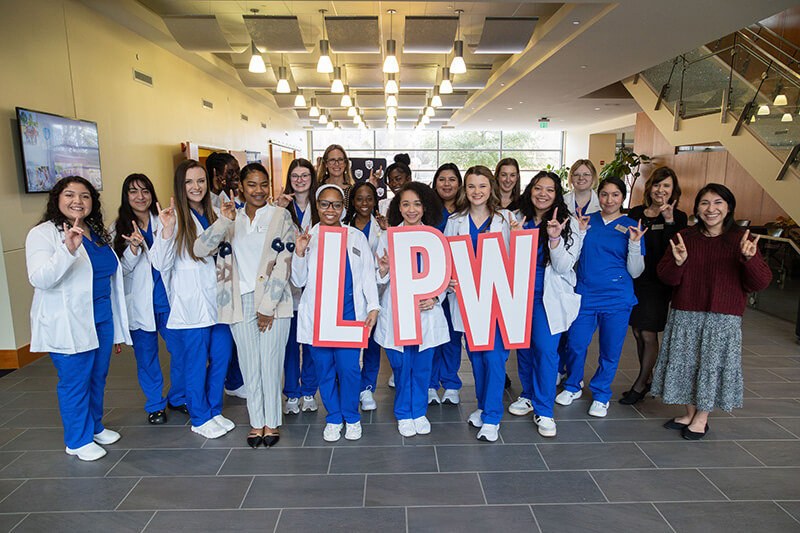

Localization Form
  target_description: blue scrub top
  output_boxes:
[575,200,590,217]
[359,218,371,240]
[576,211,643,309]
[83,231,118,324]
[523,219,547,302]
[468,214,492,252]
[435,206,452,233]
[141,221,171,314]
[342,252,356,321]
[294,202,305,226]
[191,208,210,230]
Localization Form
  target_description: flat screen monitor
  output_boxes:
[16,107,102,193]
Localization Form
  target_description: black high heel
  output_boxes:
[263,432,280,448]
[619,383,650,405]
[247,431,264,448]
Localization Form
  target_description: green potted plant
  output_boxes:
[600,148,652,194]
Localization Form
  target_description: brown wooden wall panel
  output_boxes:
[633,112,655,156]
[724,153,765,224]
[761,189,790,223]
[671,152,708,213]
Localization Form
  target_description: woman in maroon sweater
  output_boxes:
[650,183,771,440]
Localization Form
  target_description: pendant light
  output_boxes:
[276,55,290,93]
[421,113,430,124]
[385,73,399,94]
[317,9,334,73]
[774,94,788,106]
[757,105,770,115]
[440,66,453,94]
[294,91,307,107]
[431,86,443,107]
[347,105,357,117]
[450,10,466,74]
[334,121,342,130]
[386,94,398,108]
[782,113,793,122]
[319,112,328,125]
[425,103,435,117]
[383,9,400,73]
[309,98,320,117]
[331,66,345,93]
[248,41,266,73]
[340,87,352,107]
[326,119,334,129]
[387,106,397,118]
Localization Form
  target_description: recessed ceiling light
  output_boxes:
[488,119,493,121]
[594,107,601,111]
[500,83,505,86]
[518,101,523,104]
[573,20,580,25]
[506,107,513,110]
[580,65,587,69]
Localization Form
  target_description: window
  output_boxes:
[311,130,564,184]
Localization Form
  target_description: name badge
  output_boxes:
[651,223,664,231]
[257,225,269,232]
[615,224,628,234]
[352,247,361,257]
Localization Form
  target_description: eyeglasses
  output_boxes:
[318,200,344,210]
[572,172,593,179]
[326,158,346,165]
[290,172,312,180]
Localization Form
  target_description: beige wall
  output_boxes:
[588,133,617,172]
[0,0,304,350]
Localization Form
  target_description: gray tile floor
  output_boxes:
[0,308,798,532]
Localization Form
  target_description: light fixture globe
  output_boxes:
[383,39,400,73]
[309,98,320,117]
[450,40,466,74]
[440,67,453,94]
[330,66,345,93]
[248,42,266,73]
[276,66,291,93]
[317,40,333,73]
[385,73,399,94]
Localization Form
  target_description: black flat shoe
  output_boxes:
[247,432,264,448]
[619,387,646,405]
[168,403,190,415]
[663,419,688,430]
[682,424,709,440]
[263,433,280,448]
[148,410,167,425]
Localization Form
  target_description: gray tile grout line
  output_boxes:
[732,440,768,467]
[532,443,550,471]
[404,506,409,533]
[528,504,543,533]
[775,501,800,526]
[6,512,28,533]
[632,442,659,469]
[586,471,610,503]
[433,445,440,473]
[585,420,606,443]
[237,476,256,509]
[0,478,27,507]
[271,508,282,533]
[769,418,800,439]
[138,510,157,533]
[362,475,368,507]
[114,477,143,511]
[215,448,233,476]
[0,451,26,474]
[650,502,678,533]
[763,369,792,382]
[326,448,334,475]
[694,468,730,501]
[475,472,488,505]
[104,449,130,477]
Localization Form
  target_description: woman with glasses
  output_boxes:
[276,159,320,416]
[291,184,380,442]
[564,159,600,217]
[316,145,353,203]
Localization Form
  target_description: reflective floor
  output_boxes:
[0,308,797,532]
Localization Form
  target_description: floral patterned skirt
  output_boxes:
[650,309,743,412]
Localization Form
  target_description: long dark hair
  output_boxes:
[343,181,378,226]
[494,157,521,204]
[693,182,736,235]
[387,182,443,227]
[283,158,319,228]
[39,176,110,246]
[432,163,462,200]
[518,171,573,267]
[113,173,159,257]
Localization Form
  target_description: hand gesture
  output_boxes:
[157,198,177,238]
[294,226,311,257]
[364,309,379,333]
[577,214,591,232]
[257,312,274,332]
[63,217,84,255]
[221,190,237,220]
[740,229,760,261]
[669,233,688,266]
[276,190,294,208]
[448,278,458,290]
[660,200,676,223]
[122,220,145,255]
[546,208,566,240]
[510,216,526,232]
[628,220,648,242]
[418,298,436,311]
[376,214,389,231]
[376,249,390,278]
[369,165,383,188]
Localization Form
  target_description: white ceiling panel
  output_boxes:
[399,66,438,89]
[290,65,331,89]
[345,65,384,89]
[235,67,277,88]
[243,15,308,53]
[474,17,539,54]
[163,15,247,52]
[403,16,458,53]
[326,16,380,53]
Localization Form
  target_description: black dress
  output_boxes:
[627,205,688,331]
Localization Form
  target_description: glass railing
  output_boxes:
[750,235,800,331]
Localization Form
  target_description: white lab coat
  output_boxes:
[287,202,313,312]
[26,221,131,354]
[291,224,381,345]
[113,214,173,332]
[443,211,510,333]
[347,215,381,255]
[372,226,449,353]
[564,190,600,216]
[150,212,218,329]
[540,219,585,334]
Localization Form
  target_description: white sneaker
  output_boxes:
[323,423,343,442]
[508,397,533,416]
[428,388,441,405]
[413,416,431,435]
[398,418,416,437]
[345,421,362,440]
[555,389,582,406]
[588,401,609,418]
[93,428,120,445]
[534,415,557,437]
[556,372,565,386]
[301,396,318,412]
[191,419,226,439]
[442,389,460,405]
[467,409,484,428]
[477,423,499,442]
[224,386,247,399]
[66,442,106,461]
[360,390,377,411]
[388,373,395,388]
[284,397,300,415]
[213,414,235,432]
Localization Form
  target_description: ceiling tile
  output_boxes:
[474,17,538,54]
[235,66,277,88]
[244,15,308,53]
[327,16,380,53]
[163,15,247,52]
[403,16,458,53]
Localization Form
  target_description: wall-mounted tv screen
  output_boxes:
[16,107,102,193]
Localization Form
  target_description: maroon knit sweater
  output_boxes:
[657,226,772,316]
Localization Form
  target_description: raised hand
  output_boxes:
[510,216,526,232]
[740,229,760,260]
[418,298,436,311]
[660,200,676,223]
[63,217,84,255]
[257,312,274,332]
[276,189,294,208]
[220,189,237,220]
[369,165,383,188]
[376,249,390,278]
[628,220,648,242]
[578,214,591,232]
[294,226,311,257]
[364,309,379,333]
[376,214,389,231]
[546,207,567,240]
[669,232,688,266]
[157,198,177,238]
[122,220,145,255]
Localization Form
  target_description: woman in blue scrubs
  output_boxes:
[112,173,183,425]
[26,176,131,461]
[557,176,646,418]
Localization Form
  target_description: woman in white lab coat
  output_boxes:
[291,184,380,443]
[150,159,235,440]
[26,176,131,461]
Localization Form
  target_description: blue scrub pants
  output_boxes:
[386,346,434,420]
[557,333,569,375]
[310,345,361,424]
[225,347,244,391]
[283,316,317,398]
[177,323,234,427]
[430,303,463,390]
[466,329,509,425]
[50,317,114,449]
[129,311,183,413]
[517,301,561,417]
[360,334,381,392]
[563,307,632,404]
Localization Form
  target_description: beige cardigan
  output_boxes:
[194,207,295,323]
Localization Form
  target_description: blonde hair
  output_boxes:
[456,165,502,218]
[317,144,353,187]
[568,159,599,190]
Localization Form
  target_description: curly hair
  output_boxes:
[387,182,443,227]
[517,171,573,267]
[343,181,378,226]
[39,176,111,246]
[113,173,160,257]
